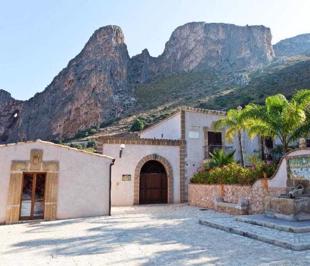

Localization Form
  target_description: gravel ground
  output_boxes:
[0,204,309,266]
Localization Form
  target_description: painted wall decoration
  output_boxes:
[288,155,310,181]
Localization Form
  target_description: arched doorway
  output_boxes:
[139,160,168,204]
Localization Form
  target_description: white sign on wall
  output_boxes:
[122,174,131,181]
[189,131,199,139]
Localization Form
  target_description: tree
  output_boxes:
[242,92,308,153]
[290,89,310,140]
[130,118,145,132]
[213,107,246,166]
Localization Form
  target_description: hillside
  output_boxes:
[273,34,310,57]
[91,55,310,138]
[0,22,309,143]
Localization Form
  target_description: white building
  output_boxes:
[98,107,262,206]
[0,140,114,224]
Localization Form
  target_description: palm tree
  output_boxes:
[290,89,310,140]
[241,93,308,153]
[207,149,235,169]
[213,106,246,166]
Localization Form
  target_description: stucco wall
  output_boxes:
[184,111,261,180]
[184,111,225,184]
[102,143,180,206]
[232,132,261,164]
[140,112,181,140]
[0,141,112,223]
[269,149,310,188]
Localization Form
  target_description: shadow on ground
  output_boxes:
[3,205,309,265]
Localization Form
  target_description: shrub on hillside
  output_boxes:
[130,118,145,132]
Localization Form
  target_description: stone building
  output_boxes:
[0,140,114,224]
[97,107,262,206]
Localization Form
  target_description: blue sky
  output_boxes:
[1,0,310,100]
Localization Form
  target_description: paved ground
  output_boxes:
[0,204,309,266]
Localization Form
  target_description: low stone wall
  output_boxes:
[189,149,310,215]
[188,181,286,214]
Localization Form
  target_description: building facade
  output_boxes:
[98,107,261,206]
[0,140,114,224]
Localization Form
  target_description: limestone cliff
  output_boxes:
[0,25,134,143]
[0,22,280,143]
[129,22,274,84]
[274,33,310,57]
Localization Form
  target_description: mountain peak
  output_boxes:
[2,22,309,143]
[0,89,15,104]
[91,25,125,45]
[274,33,310,57]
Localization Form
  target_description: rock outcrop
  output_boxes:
[129,22,274,84]
[274,33,310,57]
[1,25,134,143]
[0,90,23,142]
[0,22,278,143]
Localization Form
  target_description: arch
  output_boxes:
[134,154,174,204]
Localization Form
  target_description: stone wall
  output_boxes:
[189,149,310,215]
[188,181,286,214]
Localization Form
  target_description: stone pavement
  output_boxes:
[0,204,309,265]
[200,215,310,251]
[236,214,310,233]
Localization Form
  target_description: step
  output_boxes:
[236,214,310,233]
[199,217,310,251]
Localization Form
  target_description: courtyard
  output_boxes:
[0,204,309,265]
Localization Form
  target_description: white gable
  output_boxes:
[140,112,181,140]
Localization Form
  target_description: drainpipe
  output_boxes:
[108,158,115,216]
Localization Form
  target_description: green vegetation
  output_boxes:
[207,149,235,169]
[73,126,98,139]
[199,59,310,110]
[241,90,310,152]
[191,162,276,185]
[213,107,246,166]
[130,118,145,132]
[191,89,309,185]
[98,57,310,137]
[135,70,223,110]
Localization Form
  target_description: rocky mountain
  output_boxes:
[129,22,274,84]
[0,22,309,143]
[273,33,310,57]
[1,25,134,143]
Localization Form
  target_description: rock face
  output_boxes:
[0,90,23,142]
[0,25,134,143]
[129,23,274,84]
[0,22,277,143]
[274,33,310,57]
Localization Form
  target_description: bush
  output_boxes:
[206,149,235,169]
[130,118,145,132]
[69,143,83,149]
[191,162,276,185]
[87,140,96,148]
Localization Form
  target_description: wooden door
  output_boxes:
[44,173,58,221]
[140,173,167,204]
[20,173,46,220]
[6,173,23,224]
